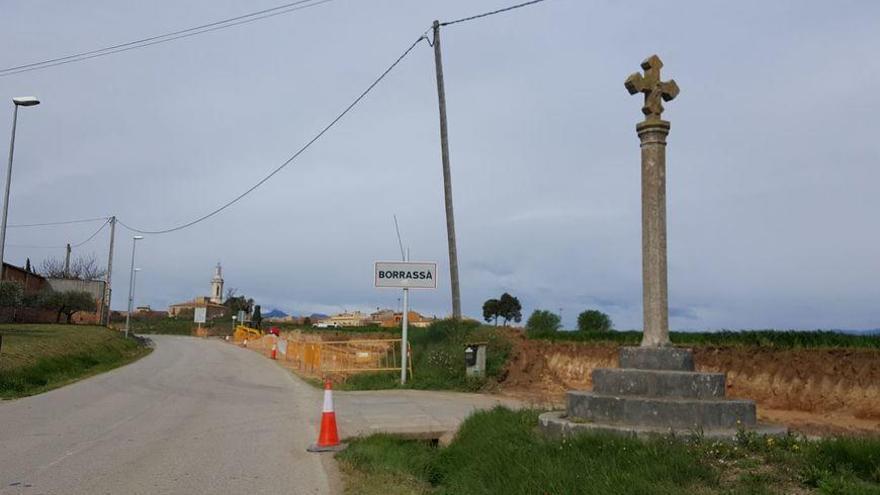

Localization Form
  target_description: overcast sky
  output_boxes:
[1,0,878,330]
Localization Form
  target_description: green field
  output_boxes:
[532,329,880,349]
[339,407,880,495]
[0,324,151,399]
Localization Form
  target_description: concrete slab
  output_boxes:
[332,389,522,442]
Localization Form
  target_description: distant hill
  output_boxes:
[309,313,329,320]
[263,309,288,318]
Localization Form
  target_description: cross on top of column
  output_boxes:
[625,54,680,121]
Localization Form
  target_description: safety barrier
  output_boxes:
[232,325,263,344]
[281,336,412,378]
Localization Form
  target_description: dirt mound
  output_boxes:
[498,335,880,435]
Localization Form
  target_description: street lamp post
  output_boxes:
[124,236,144,338]
[1,97,40,278]
[131,267,141,313]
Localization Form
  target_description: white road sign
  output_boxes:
[374,261,438,289]
[194,307,207,324]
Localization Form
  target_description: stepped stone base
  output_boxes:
[568,391,755,429]
[592,368,725,399]
[539,411,787,441]
[538,346,786,440]
[619,347,695,371]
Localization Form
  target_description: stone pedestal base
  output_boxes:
[538,347,785,440]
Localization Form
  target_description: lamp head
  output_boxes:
[133,235,144,240]
[12,96,40,107]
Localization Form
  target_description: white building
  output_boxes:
[210,262,224,304]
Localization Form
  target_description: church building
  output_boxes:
[168,263,228,319]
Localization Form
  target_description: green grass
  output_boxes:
[0,324,151,398]
[533,329,880,349]
[336,320,511,392]
[338,407,880,495]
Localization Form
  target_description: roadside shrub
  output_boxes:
[39,289,97,323]
[577,309,613,332]
[525,310,560,337]
[0,281,23,307]
[342,319,512,392]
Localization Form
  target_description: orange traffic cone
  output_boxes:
[270,343,277,360]
[307,379,345,452]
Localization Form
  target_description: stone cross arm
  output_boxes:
[625,54,679,121]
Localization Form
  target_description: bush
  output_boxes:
[0,281,23,308]
[40,289,97,323]
[341,319,512,392]
[577,309,613,332]
[525,310,560,337]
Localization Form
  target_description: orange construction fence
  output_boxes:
[280,336,412,378]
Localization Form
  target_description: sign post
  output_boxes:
[374,260,437,384]
[194,307,207,333]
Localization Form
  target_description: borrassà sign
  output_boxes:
[374,262,438,289]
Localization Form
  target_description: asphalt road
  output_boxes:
[0,335,336,495]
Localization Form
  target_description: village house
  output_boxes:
[328,311,370,327]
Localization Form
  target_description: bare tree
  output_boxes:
[40,253,106,280]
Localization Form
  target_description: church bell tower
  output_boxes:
[210,263,224,304]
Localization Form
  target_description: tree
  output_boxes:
[40,290,97,323]
[0,281,23,308]
[482,293,522,326]
[39,253,106,280]
[577,310,613,332]
[251,305,263,329]
[223,288,253,316]
[482,298,500,325]
[497,293,522,325]
[526,309,561,337]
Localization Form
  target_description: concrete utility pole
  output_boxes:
[431,20,462,320]
[102,216,116,326]
[64,243,71,277]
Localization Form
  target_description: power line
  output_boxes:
[8,217,111,249]
[7,216,109,229]
[118,33,429,235]
[0,0,333,77]
[440,0,549,27]
[72,218,112,247]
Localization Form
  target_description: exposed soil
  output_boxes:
[497,333,880,436]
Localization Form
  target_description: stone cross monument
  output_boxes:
[537,55,785,440]
[625,54,679,348]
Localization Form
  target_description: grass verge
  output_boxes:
[338,407,880,495]
[0,324,151,399]
[334,319,511,392]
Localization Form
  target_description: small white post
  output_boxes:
[400,249,410,385]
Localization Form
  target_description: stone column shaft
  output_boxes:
[638,119,670,347]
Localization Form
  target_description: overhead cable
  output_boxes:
[0,0,333,77]
[8,217,111,249]
[7,216,109,228]
[118,33,428,235]
[440,0,549,27]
